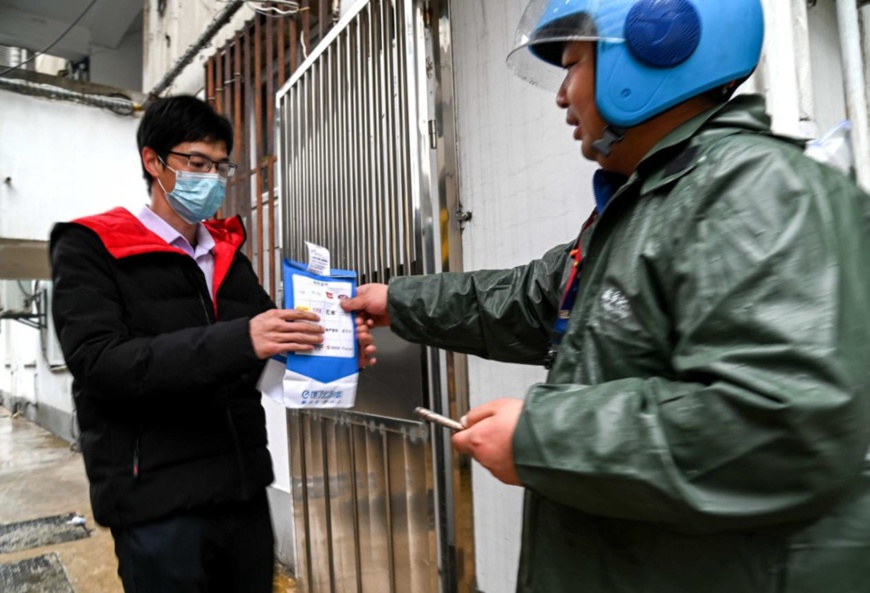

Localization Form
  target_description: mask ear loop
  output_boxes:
[153,154,179,196]
[591,125,626,157]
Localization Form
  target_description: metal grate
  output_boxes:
[277,0,419,283]
[287,412,434,593]
[0,514,89,554]
[0,553,75,593]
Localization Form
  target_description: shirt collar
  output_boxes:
[194,221,216,257]
[135,206,214,258]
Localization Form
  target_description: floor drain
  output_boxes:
[0,513,90,554]
[0,553,75,593]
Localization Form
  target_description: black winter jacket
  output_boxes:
[50,207,275,529]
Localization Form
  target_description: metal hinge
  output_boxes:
[456,203,473,229]
[428,119,437,149]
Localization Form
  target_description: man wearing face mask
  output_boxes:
[49,96,374,592]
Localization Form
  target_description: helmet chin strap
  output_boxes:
[591,125,626,157]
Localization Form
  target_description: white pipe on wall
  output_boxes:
[759,0,805,136]
[791,0,817,136]
[836,0,870,190]
[861,6,870,139]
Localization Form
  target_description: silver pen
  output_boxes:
[414,407,465,432]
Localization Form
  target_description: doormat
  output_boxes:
[0,553,75,593]
[0,513,90,553]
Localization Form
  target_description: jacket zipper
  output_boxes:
[132,424,143,479]
[192,267,249,499]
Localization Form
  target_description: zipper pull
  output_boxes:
[133,427,142,479]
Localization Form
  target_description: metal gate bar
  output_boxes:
[280,0,418,282]
[286,412,433,593]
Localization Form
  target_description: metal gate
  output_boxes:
[275,1,471,591]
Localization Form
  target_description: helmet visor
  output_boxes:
[507,0,627,91]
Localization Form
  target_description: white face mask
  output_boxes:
[157,163,227,223]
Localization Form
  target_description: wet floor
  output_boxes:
[0,405,121,591]
[0,405,297,592]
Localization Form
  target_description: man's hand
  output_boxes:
[356,316,377,369]
[452,398,525,486]
[340,283,390,327]
[249,309,324,359]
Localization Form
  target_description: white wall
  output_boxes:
[0,88,144,439]
[0,309,75,440]
[807,1,848,136]
[450,2,596,592]
[1,320,38,403]
[0,89,146,242]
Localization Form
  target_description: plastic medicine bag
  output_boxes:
[805,120,856,180]
[258,258,359,409]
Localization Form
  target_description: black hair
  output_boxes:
[136,95,234,192]
[529,13,595,67]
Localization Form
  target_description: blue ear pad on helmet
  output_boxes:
[624,0,701,67]
[595,0,763,128]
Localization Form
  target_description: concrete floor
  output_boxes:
[0,405,296,592]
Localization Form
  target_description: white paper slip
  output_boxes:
[305,241,331,276]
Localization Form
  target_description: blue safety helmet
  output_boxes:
[507,0,764,128]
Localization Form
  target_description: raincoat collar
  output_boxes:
[632,94,777,196]
[593,95,775,215]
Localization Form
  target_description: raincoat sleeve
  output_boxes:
[50,225,273,401]
[512,141,870,531]
[387,243,571,364]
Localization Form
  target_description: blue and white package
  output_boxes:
[259,258,359,409]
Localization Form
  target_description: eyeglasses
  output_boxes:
[166,151,237,178]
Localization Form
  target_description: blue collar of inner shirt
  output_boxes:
[592,169,628,214]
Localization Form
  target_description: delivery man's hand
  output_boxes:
[340,283,391,327]
[356,317,377,369]
[452,398,524,486]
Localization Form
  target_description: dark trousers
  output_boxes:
[111,493,275,593]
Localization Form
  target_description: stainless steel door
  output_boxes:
[275,1,468,591]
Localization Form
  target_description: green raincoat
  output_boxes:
[388,95,870,592]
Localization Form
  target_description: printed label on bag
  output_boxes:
[291,275,354,359]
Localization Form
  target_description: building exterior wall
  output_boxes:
[0,88,144,443]
[0,90,144,242]
[91,29,145,92]
[142,0,258,95]
[0,306,76,443]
